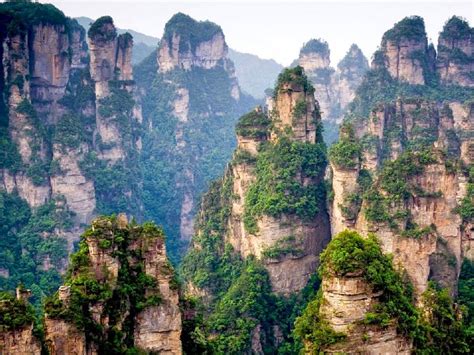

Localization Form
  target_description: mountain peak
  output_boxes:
[158,12,229,73]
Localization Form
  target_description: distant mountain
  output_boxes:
[228,48,283,98]
[75,16,158,64]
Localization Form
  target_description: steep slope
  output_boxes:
[310,15,474,353]
[136,13,256,259]
[180,66,330,352]
[296,39,369,144]
[0,3,142,303]
[0,215,182,354]
[228,48,284,99]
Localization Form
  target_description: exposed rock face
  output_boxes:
[0,3,144,304]
[297,39,337,122]
[321,274,411,354]
[44,319,88,355]
[379,16,434,85]
[0,325,42,355]
[337,44,369,110]
[296,40,368,143]
[437,16,474,87]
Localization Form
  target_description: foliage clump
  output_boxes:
[455,165,474,222]
[0,1,68,36]
[382,16,426,44]
[87,16,116,40]
[300,39,329,56]
[275,66,314,95]
[180,175,243,296]
[0,290,36,331]
[439,16,473,42]
[320,231,418,335]
[162,12,222,54]
[235,109,271,139]
[328,122,361,169]
[243,137,327,233]
[0,192,71,308]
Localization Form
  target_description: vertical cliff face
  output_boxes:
[0,3,143,306]
[379,16,435,85]
[297,39,337,123]
[296,40,368,144]
[224,72,329,295]
[437,16,474,87]
[43,215,182,354]
[180,66,330,353]
[337,44,370,110]
[136,12,253,260]
[88,17,139,163]
[328,15,474,309]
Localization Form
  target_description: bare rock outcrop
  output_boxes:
[379,16,435,85]
[321,274,411,354]
[296,40,368,131]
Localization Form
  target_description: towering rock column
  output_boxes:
[437,16,474,87]
[225,67,330,295]
[155,13,241,243]
[88,16,140,163]
[297,39,337,122]
[379,16,435,85]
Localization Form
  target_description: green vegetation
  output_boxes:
[300,39,329,56]
[207,258,279,353]
[180,175,243,296]
[162,13,222,54]
[0,1,68,36]
[362,150,437,227]
[328,122,361,169]
[53,113,86,150]
[337,44,369,81]
[378,149,437,201]
[0,127,22,171]
[275,66,314,95]
[455,165,474,222]
[439,16,473,42]
[296,230,472,353]
[87,16,116,39]
[458,259,474,335]
[0,290,36,331]
[0,192,71,308]
[235,110,271,139]
[97,80,138,142]
[262,235,303,260]
[294,290,346,354]
[243,137,327,233]
[44,216,167,353]
[417,282,470,353]
[319,231,418,335]
[137,50,256,261]
[382,16,426,44]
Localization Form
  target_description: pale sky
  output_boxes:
[44,0,473,66]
